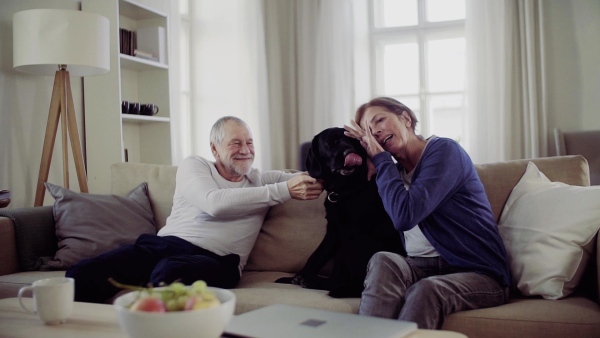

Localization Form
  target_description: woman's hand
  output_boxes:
[343,120,385,158]
[287,173,324,200]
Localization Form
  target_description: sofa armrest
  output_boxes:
[0,207,57,272]
[0,216,19,276]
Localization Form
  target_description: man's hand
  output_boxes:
[287,173,324,200]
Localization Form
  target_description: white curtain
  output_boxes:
[311,1,355,137]
[291,0,355,166]
[186,0,355,170]
[465,0,547,164]
[188,0,270,169]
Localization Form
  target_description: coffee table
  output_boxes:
[0,298,467,337]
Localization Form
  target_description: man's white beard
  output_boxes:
[229,160,252,177]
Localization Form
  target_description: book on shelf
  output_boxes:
[120,26,165,63]
[134,50,159,62]
[136,26,167,64]
[119,28,136,56]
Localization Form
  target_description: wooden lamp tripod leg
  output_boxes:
[61,71,69,189]
[34,71,63,206]
[34,69,89,207]
[64,72,89,193]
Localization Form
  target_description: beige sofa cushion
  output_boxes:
[233,271,360,315]
[443,296,600,338]
[111,162,177,229]
[245,193,327,273]
[475,155,589,222]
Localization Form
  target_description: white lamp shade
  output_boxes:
[13,9,110,76]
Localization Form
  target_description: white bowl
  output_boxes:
[113,287,236,338]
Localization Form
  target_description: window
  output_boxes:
[370,0,466,145]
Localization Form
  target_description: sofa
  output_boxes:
[1,155,599,338]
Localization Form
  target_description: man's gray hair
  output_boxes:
[210,116,249,145]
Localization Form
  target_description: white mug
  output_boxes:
[18,277,74,325]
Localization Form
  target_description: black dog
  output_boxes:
[276,127,406,298]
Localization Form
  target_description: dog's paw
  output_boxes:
[275,275,308,287]
[291,274,307,287]
[275,276,294,284]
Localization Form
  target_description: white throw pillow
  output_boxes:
[498,162,600,299]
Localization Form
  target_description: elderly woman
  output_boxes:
[344,97,510,329]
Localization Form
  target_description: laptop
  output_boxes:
[223,304,418,338]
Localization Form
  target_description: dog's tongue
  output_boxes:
[344,153,363,167]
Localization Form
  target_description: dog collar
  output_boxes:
[327,192,339,203]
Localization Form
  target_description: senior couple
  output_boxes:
[67,97,509,329]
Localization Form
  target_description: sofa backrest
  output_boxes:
[110,155,591,274]
[245,193,328,273]
[474,155,590,222]
[246,155,593,273]
[111,162,177,229]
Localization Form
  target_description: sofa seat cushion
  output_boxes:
[233,271,359,315]
[0,270,65,299]
[443,296,600,338]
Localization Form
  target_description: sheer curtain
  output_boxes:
[185,0,355,170]
[465,0,547,164]
[311,1,355,138]
[188,0,270,169]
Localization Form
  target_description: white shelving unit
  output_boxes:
[83,0,172,193]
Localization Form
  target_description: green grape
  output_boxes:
[166,298,180,312]
[170,282,187,296]
[160,291,173,304]
[177,295,188,308]
[190,280,207,295]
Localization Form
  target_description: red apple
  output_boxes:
[130,297,167,312]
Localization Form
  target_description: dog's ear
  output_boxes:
[305,135,323,178]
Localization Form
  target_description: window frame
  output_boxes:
[368,0,466,139]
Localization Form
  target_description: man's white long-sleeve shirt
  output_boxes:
[157,156,294,272]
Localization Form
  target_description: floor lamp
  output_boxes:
[13,9,110,206]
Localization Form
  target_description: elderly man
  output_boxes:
[67,116,323,303]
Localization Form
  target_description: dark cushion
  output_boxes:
[43,182,157,270]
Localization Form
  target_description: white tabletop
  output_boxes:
[0,297,126,337]
[0,298,466,338]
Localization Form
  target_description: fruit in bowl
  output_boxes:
[112,280,236,338]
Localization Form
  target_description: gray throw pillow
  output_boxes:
[44,182,157,270]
